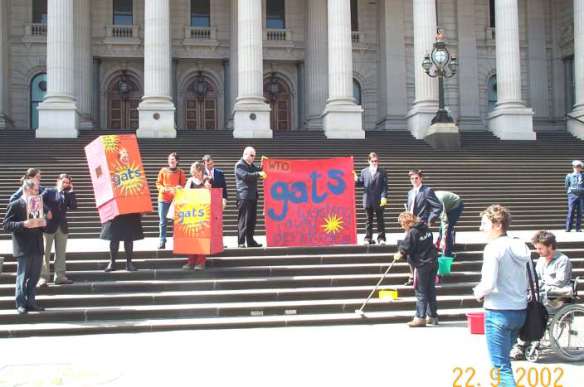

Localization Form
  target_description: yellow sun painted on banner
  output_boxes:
[112,162,145,196]
[175,203,211,237]
[101,135,120,153]
[321,214,344,234]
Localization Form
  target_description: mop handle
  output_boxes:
[356,257,398,313]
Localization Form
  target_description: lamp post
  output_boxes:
[422,29,458,124]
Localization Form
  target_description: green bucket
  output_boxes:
[437,256,454,276]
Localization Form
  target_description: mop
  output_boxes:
[355,254,400,317]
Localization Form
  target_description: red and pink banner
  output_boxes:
[263,157,356,247]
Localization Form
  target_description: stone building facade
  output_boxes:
[0,0,581,140]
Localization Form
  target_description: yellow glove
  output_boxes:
[380,198,388,207]
[393,252,403,261]
[258,171,267,179]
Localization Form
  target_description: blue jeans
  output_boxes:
[485,309,527,387]
[158,201,172,242]
[414,262,438,318]
[566,193,583,231]
[15,254,42,308]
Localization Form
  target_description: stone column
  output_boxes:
[137,0,177,138]
[0,0,11,129]
[568,0,584,138]
[406,0,438,139]
[233,0,272,138]
[304,0,328,130]
[377,0,408,130]
[76,0,94,129]
[487,0,535,140]
[456,0,482,130]
[322,0,364,139]
[527,0,550,123]
[227,0,238,129]
[37,0,79,138]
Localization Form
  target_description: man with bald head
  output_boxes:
[235,146,266,248]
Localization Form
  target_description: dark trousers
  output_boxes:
[566,193,583,231]
[15,254,42,309]
[438,202,464,256]
[414,262,438,319]
[237,199,258,245]
[109,240,134,263]
[365,207,386,242]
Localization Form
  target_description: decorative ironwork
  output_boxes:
[265,74,281,102]
[191,72,209,99]
[117,70,132,99]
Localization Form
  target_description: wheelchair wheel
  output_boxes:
[549,303,584,362]
[525,342,540,363]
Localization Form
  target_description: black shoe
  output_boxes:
[158,241,166,249]
[126,262,138,272]
[403,277,414,286]
[247,242,263,248]
[104,262,116,272]
[26,304,45,312]
[566,229,572,232]
[238,244,246,248]
[16,306,27,315]
[364,239,375,245]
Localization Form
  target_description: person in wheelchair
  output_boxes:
[510,231,573,360]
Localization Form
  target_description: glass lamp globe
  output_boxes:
[431,48,449,68]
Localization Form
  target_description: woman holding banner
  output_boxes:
[182,162,212,271]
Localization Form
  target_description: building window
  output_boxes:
[487,75,497,112]
[353,79,362,105]
[351,0,359,32]
[266,0,285,29]
[191,0,210,27]
[113,0,133,25]
[489,0,496,28]
[32,0,47,24]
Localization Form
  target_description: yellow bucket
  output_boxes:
[379,289,398,301]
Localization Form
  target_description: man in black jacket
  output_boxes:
[3,179,46,314]
[235,146,266,248]
[203,154,228,209]
[406,169,442,225]
[355,152,388,244]
[39,173,77,286]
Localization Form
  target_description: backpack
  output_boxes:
[519,261,549,341]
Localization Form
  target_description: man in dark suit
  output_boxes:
[356,152,388,244]
[406,169,442,225]
[235,146,266,248]
[3,179,46,314]
[39,173,77,286]
[203,154,228,209]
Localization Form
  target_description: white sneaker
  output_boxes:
[182,263,195,271]
[194,263,206,271]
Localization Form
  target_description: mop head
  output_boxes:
[355,309,366,317]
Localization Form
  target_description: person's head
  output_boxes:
[531,231,557,259]
[480,204,511,239]
[21,179,38,197]
[572,160,583,172]
[119,148,130,165]
[368,152,379,168]
[168,152,179,169]
[21,168,41,185]
[398,211,419,231]
[408,169,423,188]
[190,161,205,180]
[202,154,214,170]
[242,146,256,164]
[56,173,72,191]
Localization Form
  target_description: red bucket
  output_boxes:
[466,312,485,335]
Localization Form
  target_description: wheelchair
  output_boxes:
[524,277,584,362]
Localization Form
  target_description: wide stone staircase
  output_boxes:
[0,129,583,337]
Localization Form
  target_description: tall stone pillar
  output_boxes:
[527,0,550,124]
[568,0,584,138]
[0,0,11,129]
[137,0,176,138]
[377,0,408,130]
[304,0,328,130]
[37,0,79,138]
[322,0,364,139]
[487,0,535,140]
[406,0,438,139]
[227,0,238,129]
[76,0,93,129]
[456,0,482,130]
[233,0,272,138]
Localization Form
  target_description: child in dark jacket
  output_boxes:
[397,211,439,327]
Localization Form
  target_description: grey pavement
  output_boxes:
[0,322,582,386]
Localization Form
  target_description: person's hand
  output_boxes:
[23,219,35,229]
[380,198,388,207]
[260,155,268,167]
[353,171,358,182]
[393,252,403,261]
[258,171,267,179]
[204,180,212,189]
[46,211,53,220]
[222,198,227,210]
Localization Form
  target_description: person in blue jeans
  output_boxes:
[473,205,530,387]
[564,160,584,232]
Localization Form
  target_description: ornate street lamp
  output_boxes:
[265,73,281,102]
[422,29,458,124]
